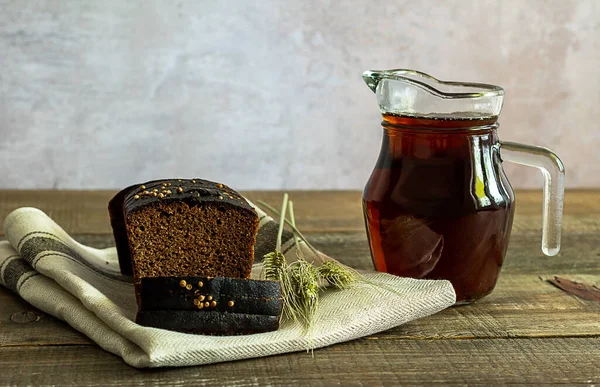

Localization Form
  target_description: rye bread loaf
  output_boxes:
[136,310,280,335]
[138,276,282,315]
[136,276,282,335]
[109,179,282,335]
[108,179,259,280]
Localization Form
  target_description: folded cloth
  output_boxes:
[0,204,455,368]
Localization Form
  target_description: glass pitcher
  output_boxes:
[362,69,565,304]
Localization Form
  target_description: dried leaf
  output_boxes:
[546,277,600,301]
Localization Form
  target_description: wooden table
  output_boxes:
[1,190,599,385]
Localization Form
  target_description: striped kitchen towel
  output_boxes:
[0,204,455,368]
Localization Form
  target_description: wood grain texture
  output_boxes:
[1,190,600,235]
[57,231,600,275]
[0,286,91,347]
[2,273,598,347]
[0,338,598,386]
[394,274,600,340]
[1,190,599,384]
[2,235,599,345]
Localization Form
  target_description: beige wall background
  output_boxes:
[0,0,598,190]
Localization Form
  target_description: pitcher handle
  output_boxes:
[499,142,565,256]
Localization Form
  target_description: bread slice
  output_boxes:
[138,276,282,315]
[135,276,282,335]
[136,310,280,335]
[108,179,259,281]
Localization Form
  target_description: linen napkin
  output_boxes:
[0,204,455,368]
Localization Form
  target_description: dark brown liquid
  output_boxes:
[363,114,515,303]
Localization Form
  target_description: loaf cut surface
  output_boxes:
[109,179,259,280]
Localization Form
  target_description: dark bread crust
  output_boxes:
[108,178,258,278]
[139,276,282,316]
[108,184,138,276]
[136,310,280,335]
[121,179,254,215]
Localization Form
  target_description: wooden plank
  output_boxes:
[389,274,600,340]
[1,190,599,235]
[515,190,600,215]
[0,190,116,236]
[0,338,598,385]
[0,190,366,234]
[63,232,600,275]
[0,188,598,385]
[1,230,599,347]
[2,273,598,347]
[0,287,91,347]
[307,232,600,275]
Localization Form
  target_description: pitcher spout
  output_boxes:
[362,69,505,120]
[362,70,385,93]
